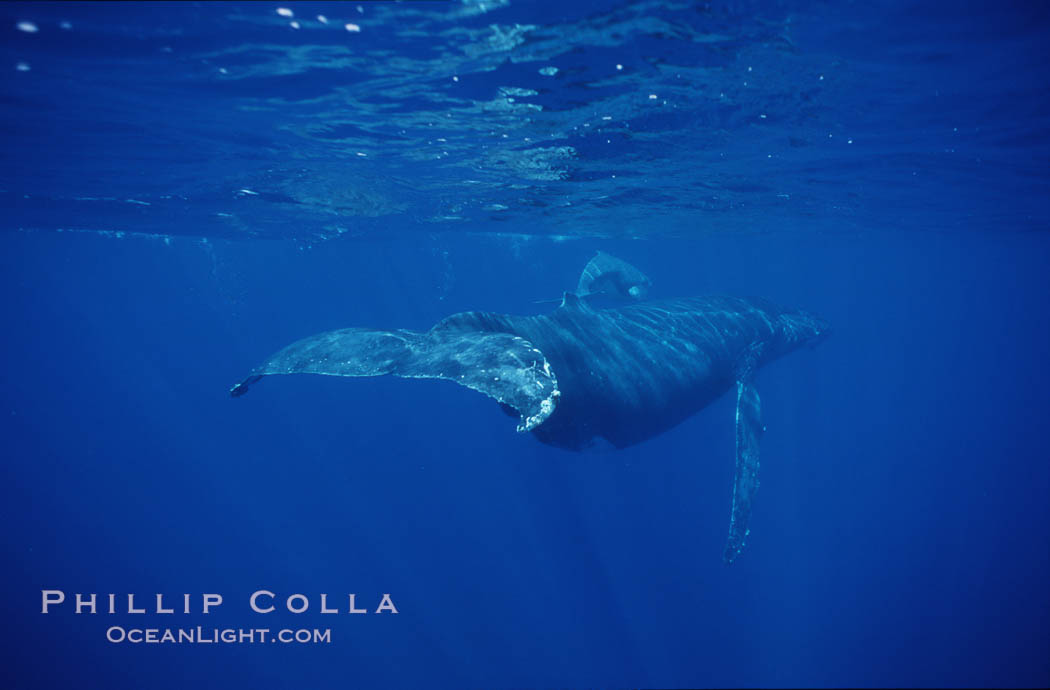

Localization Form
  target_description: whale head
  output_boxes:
[777,309,832,349]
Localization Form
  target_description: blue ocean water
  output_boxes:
[2,1,1048,688]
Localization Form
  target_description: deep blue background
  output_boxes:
[2,1,1048,688]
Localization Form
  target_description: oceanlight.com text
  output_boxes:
[105,626,331,644]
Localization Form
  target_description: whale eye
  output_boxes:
[628,285,646,299]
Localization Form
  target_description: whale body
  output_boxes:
[231,258,829,563]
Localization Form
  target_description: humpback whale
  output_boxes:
[231,255,829,563]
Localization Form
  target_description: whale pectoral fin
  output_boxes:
[723,377,764,564]
[229,327,559,432]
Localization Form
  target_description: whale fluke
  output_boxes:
[577,251,651,301]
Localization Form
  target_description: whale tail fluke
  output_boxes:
[533,251,651,306]
[577,251,651,301]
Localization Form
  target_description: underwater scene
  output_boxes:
[2,1,1048,688]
